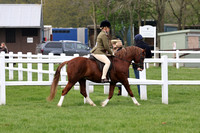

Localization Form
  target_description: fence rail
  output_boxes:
[1,51,200,105]
[152,50,200,68]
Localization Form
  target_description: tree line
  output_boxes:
[0,0,199,47]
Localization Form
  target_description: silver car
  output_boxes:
[41,40,90,56]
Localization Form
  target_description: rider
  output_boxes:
[90,20,113,83]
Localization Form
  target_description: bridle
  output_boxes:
[134,51,145,69]
[114,56,132,64]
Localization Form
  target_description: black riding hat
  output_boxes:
[100,20,111,28]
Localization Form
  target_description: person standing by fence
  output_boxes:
[132,34,152,96]
[0,42,8,53]
[0,42,9,66]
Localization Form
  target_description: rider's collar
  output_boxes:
[102,30,108,36]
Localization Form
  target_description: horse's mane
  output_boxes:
[115,46,141,59]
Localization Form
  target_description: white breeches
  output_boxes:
[92,54,111,79]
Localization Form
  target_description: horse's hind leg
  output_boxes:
[57,82,75,107]
[79,79,96,106]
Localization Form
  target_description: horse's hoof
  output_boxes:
[101,103,106,107]
[57,104,62,107]
[91,103,96,106]
[136,103,141,106]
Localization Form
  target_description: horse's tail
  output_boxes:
[47,61,68,101]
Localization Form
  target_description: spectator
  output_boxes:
[132,34,152,96]
[0,42,8,53]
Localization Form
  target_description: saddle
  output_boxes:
[89,55,113,79]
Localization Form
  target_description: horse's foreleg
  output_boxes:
[132,97,140,106]
[101,98,109,107]
[101,83,116,107]
[85,97,96,106]
[121,79,140,106]
[57,82,74,107]
[79,79,96,106]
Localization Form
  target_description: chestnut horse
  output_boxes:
[47,46,145,107]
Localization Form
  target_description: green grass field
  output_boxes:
[0,66,200,133]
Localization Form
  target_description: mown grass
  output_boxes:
[0,66,200,133]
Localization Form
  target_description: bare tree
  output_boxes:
[98,0,112,20]
[189,0,200,25]
[89,0,98,48]
[111,0,136,46]
[149,0,167,48]
[112,0,152,45]
[134,0,143,27]
[168,0,187,30]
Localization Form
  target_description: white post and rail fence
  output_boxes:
[152,50,200,69]
[1,52,200,105]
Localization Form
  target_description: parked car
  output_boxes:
[41,40,91,56]
[36,42,46,54]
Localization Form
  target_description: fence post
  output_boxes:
[61,54,67,88]
[140,64,147,100]
[9,52,14,80]
[74,54,80,90]
[0,54,6,105]
[104,84,109,94]
[74,85,80,90]
[121,85,128,97]
[89,84,94,93]
[61,54,66,88]
[146,62,149,69]
[27,52,32,81]
[37,53,42,81]
[48,53,54,81]
[88,81,94,93]
[18,52,23,81]
[161,55,168,104]
[176,50,180,69]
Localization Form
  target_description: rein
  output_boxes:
[114,56,133,64]
[112,46,144,68]
[114,47,132,64]
[134,51,144,69]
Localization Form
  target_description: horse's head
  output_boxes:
[134,48,146,71]
[114,46,145,71]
